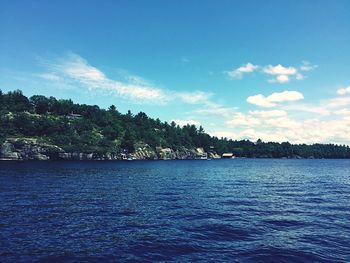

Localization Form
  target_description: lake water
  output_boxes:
[1,159,350,262]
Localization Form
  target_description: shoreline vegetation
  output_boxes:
[1,90,350,161]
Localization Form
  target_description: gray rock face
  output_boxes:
[57,152,120,160]
[155,146,212,160]
[132,146,158,160]
[0,138,63,160]
[0,138,219,161]
[175,147,195,159]
[208,152,221,159]
[0,141,20,160]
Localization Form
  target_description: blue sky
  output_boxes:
[1,0,350,144]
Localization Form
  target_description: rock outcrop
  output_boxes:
[0,138,220,161]
[208,151,221,159]
[0,138,63,160]
[131,145,158,160]
[57,152,120,160]
[156,147,209,160]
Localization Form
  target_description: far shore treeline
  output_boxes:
[1,89,350,158]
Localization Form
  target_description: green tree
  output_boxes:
[30,95,50,114]
[3,90,31,112]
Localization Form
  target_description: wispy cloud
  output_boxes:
[283,104,331,116]
[334,108,350,115]
[180,57,190,63]
[300,61,318,72]
[326,96,350,108]
[36,73,61,81]
[248,109,287,118]
[177,91,212,104]
[226,112,261,127]
[38,52,212,105]
[194,102,238,118]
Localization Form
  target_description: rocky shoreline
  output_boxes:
[0,138,221,161]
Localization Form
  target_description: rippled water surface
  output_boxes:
[1,159,350,262]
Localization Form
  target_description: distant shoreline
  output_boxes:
[2,90,350,160]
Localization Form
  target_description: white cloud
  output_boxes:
[226,63,258,79]
[172,119,200,126]
[263,64,297,75]
[264,64,301,84]
[337,86,350,95]
[227,62,315,83]
[247,91,304,108]
[268,75,291,83]
[277,75,290,83]
[247,94,275,107]
[274,74,290,83]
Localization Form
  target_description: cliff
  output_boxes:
[0,138,219,161]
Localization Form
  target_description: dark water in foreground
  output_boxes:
[1,159,350,262]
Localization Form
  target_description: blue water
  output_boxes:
[1,159,350,262]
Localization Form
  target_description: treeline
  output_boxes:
[1,89,350,158]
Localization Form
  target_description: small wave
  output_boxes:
[128,239,204,261]
[240,246,336,263]
[183,223,256,241]
[262,218,306,228]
